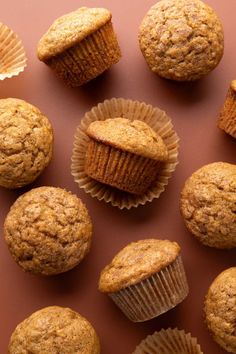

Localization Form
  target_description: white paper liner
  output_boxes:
[108,256,188,322]
[133,328,204,354]
[0,22,27,80]
[71,98,179,209]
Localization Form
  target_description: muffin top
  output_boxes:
[86,118,168,161]
[37,7,111,61]
[204,268,236,353]
[180,162,236,249]
[4,186,92,275]
[0,98,53,189]
[8,306,100,354]
[99,239,180,293]
[139,0,224,81]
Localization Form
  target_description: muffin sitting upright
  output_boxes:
[37,7,121,87]
[4,186,92,275]
[180,162,236,249]
[85,118,168,195]
[99,239,189,322]
[139,0,224,81]
[8,306,100,354]
[204,268,236,353]
[0,98,53,189]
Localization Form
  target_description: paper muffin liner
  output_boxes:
[108,255,188,322]
[47,21,121,87]
[133,328,204,354]
[218,80,236,138]
[71,98,179,209]
[0,22,27,80]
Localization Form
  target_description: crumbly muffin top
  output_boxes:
[37,7,111,61]
[8,306,100,354]
[139,0,224,81]
[99,239,180,293]
[0,98,53,189]
[180,162,236,249]
[230,80,236,92]
[204,268,236,353]
[86,118,168,161]
[4,186,92,275]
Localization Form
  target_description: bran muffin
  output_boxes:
[0,98,53,189]
[218,80,236,138]
[4,186,92,276]
[8,306,100,354]
[180,162,236,249]
[204,268,236,353]
[139,0,224,81]
[85,118,168,195]
[133,328,204,354]
[37,7,121,87]
[99,239,189,322]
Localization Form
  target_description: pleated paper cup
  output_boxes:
[108,255,188,322]
[71,98,179,209]
[0,22,27,80]
[133,328,204,354]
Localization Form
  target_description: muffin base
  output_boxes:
[46,21,121,87]
[218,80,236,138]
[108,255,189,322]
[71,98,179,209]
[84,139,160,195]
[132,328,204,354]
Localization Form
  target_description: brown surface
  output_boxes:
[0,0,235,353]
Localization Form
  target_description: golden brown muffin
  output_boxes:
[8,306,100,354]
[99,239,188,322]
[37,7,121,87]
[0,98,53,189]
[85,118,168,195]
[204,268,236,353]
[139,0,224,81]
[132,328,204,354]
[218,80,236,138]
[4,186,92,276]
[180,162,236,249]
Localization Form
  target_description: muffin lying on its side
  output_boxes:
[8,306,100,354]
[37,7,121,86]
[85,118,168,195]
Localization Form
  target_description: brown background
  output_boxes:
[0,1,236,353]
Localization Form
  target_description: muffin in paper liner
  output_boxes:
[71,98,179,209]
[218,80,236,138]
[0,22,27,80]
[108,255,188,322]
[133,328,204,354]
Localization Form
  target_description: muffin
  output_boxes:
[37,7,121,87]
[8,306,100,354]
[98,239,189,322]
[133,328,204,354]
[4,186,92,275]
[180,162,236,249]
[218,80,236,138]
[139,0,224,81]
[85,118,168,195]
[204,268,236,353]
[0,98,53,189]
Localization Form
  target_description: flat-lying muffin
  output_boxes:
[218,80,236,138]
[4,186,92,275]
[8,306,100,354]
[37,7,121,86]
[180,162,236,249]
[0,98,53,188]
[139,0,224,81]
[99,239,188,322]
[85,118,168,195]
[204,268,236,353]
